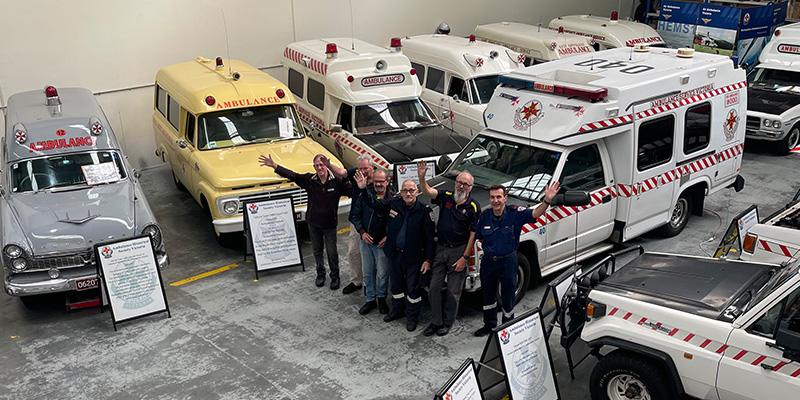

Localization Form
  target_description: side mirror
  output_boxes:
[452,94,460,102]
[330,124,342,133]
[550,190,590,207]
[441,110,450,120]
[176,139,187,149]
[437,154,452,172]
[775,321,800,363]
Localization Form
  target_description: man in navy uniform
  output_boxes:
[416,161,480,337]
[473,182,560,337]
[355,172,435,332]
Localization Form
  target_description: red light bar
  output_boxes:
[555,85,607,101]
[276,89,285,98]
[326,43,338,54]
[45,86,58,98]
[390,37,402,48]
[215,57,224,68]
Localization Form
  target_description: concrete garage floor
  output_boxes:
[0,142,796,399]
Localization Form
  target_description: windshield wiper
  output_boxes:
[373,126,405,134]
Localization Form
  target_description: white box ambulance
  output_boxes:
[475,21,595,65]
[401,33,524,139]
[282,38,470,175]
[745,23,800,155]
[429,46,746,301]
[549,12,666,50]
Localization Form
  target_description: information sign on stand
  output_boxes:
[539,265,581,339]
[95,235,170,331]
[394,161,435,190]
[435,358,484,400]
[243,196,305,278]
[715,204,759,258]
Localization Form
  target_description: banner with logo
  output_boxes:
[243,197,304,276]
[95,235,170,331]
[435,358,484,400]
[495,309,560,400]
[658,1,700,49]
[737,5,776,70]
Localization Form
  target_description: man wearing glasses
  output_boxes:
[355,172,435,332]
[416,161,480,337]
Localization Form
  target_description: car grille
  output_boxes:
[29,250,93,271]
[237,186,308,213]
[746,116,760,131]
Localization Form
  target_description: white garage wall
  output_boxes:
[0,0,633,169]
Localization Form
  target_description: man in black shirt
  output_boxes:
[259,154,351,289]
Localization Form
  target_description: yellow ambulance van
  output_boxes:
[152,56,346,245]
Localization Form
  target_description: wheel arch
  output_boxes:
[680,180,707,217]
[587,337,686,399]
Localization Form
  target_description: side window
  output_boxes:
[167,96,180,130]
[637,115,674,171]
[684,102,710,154]
[561,144,605,192]
[426,67,445,93]
[447,76,468,102]
[185,111,196,146]
[288,68,304,99]
[782,287,800,334]
[156,86,167,115]
[308,78,325,110]
[748,287,800,338]
[337,103,353,132]
[410,62,425,85]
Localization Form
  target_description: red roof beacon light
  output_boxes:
[390,37,402,52]
[558,26,564,34]
[44,86,61,106]
[326,43,338,59]
[611,11,618,21]
[215,57,224,69]
[275,89,285,99]
[410,68,416,75]
[205,95,216,106]
[347,75,355,83]
[469,34,476,43]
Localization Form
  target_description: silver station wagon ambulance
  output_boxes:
[2,86,168,303]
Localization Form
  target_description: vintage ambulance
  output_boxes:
[401,33,524,138]
[428,46,747,301]
[745,23,800,155]
[475,21,595,65]
[3,86,168,303]
[549,12,666,50]
[153,57,346,245]
[282,38,469,175]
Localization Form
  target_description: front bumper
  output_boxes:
[213,198,352,233]
[746,128,786,142]
[4,250,169,297]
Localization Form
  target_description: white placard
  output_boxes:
[441,359,483,400]
[278,117,294,138]
[97,236,167,323]
[82,162,121,185]
[496,312,559,400]
[737,207,759,249]
[245,197,302,271]
[394,161,435,187]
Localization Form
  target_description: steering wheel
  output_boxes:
[17,173,52,191]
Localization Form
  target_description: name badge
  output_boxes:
[484,226,491,230]
[326,188,335,192]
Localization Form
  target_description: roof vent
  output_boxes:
[634,43,650,52]
[677,48,695,58]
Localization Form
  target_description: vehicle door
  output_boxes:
[717,284,800,400]
[624,110,678,240]
[424,66,447,123]
[444,74,471,135]
[168,96,194,190]
[328,102,354,163]
[545,142,616,265]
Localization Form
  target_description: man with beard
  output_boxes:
[355,172,435,332]
[416,161,480,337]
[348,168,393,315]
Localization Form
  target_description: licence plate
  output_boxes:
[76,277,99,291]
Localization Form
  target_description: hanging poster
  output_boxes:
[243,197,304,274]
[496,310,560,400]
[695,4,740,57]
[658,1,700,49]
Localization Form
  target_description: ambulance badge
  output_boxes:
[513,100,544,130]
[723,109,738,141]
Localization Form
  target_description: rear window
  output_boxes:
[308,78,325,110]
[288,68,304,99]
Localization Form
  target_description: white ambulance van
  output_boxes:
[475,21,595,65]
[745,22,800,154]
[549,12,665,50]
[283,38,469,174]
[401,34,524,138]
[429,46,746,301]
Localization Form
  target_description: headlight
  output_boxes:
[764,119,772,127]
[142,224,163,248]
[774,120,782,129]
[222,200,240,216]
[11,258,27,272]
[4,244,23,259]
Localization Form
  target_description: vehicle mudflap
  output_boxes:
[727,174,745,193]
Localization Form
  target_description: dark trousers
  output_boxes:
[429,244,468,326]
[480,254,517,327]
[389,253,423,322]
[308,224,339,280]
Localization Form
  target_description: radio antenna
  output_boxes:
[222,9,233,76]
[349,0,355,49]
[538,18,542,32]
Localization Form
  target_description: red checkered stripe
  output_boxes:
[296,112,390,169]
[579,81,747,133]
[606,305,800,378]
[758,239,800,259]
[520,186,618,233]
[284,47,327,75]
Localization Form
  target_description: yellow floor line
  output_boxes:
[170,263,238,287]
[337,227,350,234]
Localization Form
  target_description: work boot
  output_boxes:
[330,277,340,290]
[359,301,377,315]
[423,324,442,337]
[315,275,325,287]
[436,325,452,336]
[406,320,418,332]
[473,325,494,337]
[383,311,405,322]
[342,282,362,295]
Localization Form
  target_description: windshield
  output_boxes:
[748,68,800,94]
[353,99,436,134]
[749,259,800,311]
[444,135,561,201]
[197,105,304,150]
[471,75,501,105]
[10,151,127,193]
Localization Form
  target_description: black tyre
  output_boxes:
[776,125,800,156]
[172,171,188,192]
[513,252,532,304]
[214,231,242,248]
[658,193,692,238]
[589,352,672,400]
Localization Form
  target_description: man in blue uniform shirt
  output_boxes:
[355,172,435,332]
[474,182,560,337]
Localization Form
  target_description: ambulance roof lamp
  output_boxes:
[276,89,285,99]
[44,86,61,106]
[611,11,618,21]
[775,29,781,37]
[469,34,476,43]
[205,96,215,106]
[326,43,338,60]
[215,57,224,69]
[558,26,564,34]
[390,37,402,52]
